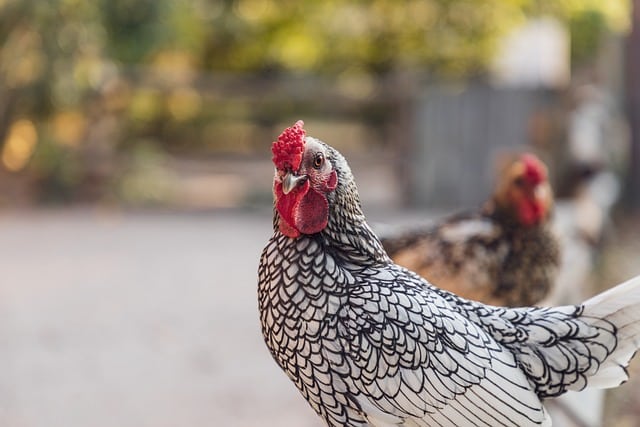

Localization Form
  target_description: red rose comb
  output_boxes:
[272,120,306,171]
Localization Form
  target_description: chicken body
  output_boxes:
[383,210,559,306]
[258,122,640,427]
[382,154,560,307]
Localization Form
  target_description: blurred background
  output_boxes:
[1,0,640,426]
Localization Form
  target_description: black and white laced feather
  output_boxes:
[258,137,640,427]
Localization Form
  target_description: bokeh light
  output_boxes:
[2,119,37,171]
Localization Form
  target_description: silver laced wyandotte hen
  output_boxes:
[380,153,560,307]
[258,120,640,427]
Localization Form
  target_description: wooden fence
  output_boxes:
[406,84,560,208]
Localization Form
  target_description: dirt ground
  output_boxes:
[1,208,639,427]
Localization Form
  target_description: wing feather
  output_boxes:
[332,265,548,426]
[435,290,625,397]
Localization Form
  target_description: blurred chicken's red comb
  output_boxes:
[272,120,306,170]
[521,153,546,185]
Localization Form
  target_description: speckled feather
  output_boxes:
[380,151,559,307]
[258,134,640,427]
[381,209,560,306]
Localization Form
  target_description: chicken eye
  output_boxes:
[514,176,525,187]
[313,153,324,169]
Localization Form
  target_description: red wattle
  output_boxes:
[519,199,543,226]
[275,180,307,238]
[278,217,300,238]
[293,187,329,235]
[275,179,330,237]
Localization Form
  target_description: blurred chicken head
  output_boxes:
[494,153,552,227]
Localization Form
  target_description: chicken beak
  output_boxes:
[282,172,307,194]
[534,183,549,201]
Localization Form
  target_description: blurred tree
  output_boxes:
[100,0,167,63]
[194,0,630,76]
[0,0,631,203]
[0,0,113,200]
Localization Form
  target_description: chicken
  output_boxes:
[381,153,559,307]
[258,121,640,427]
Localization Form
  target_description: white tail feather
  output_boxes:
[581,275,640,389]
[584,275,640,314]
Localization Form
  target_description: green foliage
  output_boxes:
[0,0,630,203]
[195,0,629,76]
[524,0,629,68]
[28,135,82,202]
[100,0,166,63]
[197,0,520,76]
[570,8,608,67]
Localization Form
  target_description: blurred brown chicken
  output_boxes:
[382,153,560,307]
